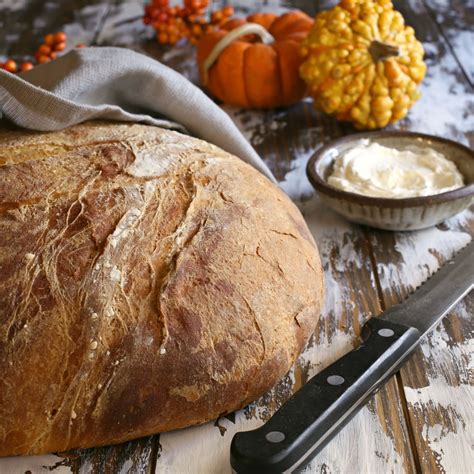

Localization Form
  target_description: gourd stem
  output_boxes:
[369,40,400,62]
[202,23,275,85]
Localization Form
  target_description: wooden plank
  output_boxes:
[265,101,417,473]
[65,436,158,474]
[369,2,474,470]
[423,0,474,86]
[392,0,474,146]
[0,436,157,474]
[369,211,474,473]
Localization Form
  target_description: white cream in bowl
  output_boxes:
[327,140,464,199]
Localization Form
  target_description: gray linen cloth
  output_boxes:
[0,46,275,181]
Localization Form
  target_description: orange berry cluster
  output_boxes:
[35,31,67,65]
[0,57,35,73]
[143,0,234,45]
[0,59,25,73]
[1,31,68,73]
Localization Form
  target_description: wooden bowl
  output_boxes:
[306,131,474,231]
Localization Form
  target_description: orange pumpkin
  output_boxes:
[197,11,314,109]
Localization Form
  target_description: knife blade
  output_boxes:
[380,242,474,335]
[230,241,473,474]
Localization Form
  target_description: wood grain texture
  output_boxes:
[64,436,157,474]
[369,211,474,473]
[393,0,474,146]
[270,101,417,473]
[423,0,474,86]
[371,1,474,471]
[0,436,157,474]
[0,0,472,472]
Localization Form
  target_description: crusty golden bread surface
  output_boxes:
[0,121,323,456]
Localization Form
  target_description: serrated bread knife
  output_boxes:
[230,241,474,473]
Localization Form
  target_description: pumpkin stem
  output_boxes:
[202,23,275,85]
[369,40,400,62]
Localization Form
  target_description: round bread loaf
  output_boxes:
[0,122,324,456]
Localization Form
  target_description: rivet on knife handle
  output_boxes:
[230,318,420,474]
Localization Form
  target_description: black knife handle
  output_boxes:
[230,318,420,473]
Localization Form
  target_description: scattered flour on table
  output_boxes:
[372,192,473,473]
[445,29,474,81]
[377,215,472,291]
[0,0,28,11]
[118,459,134,474]
[443,206,474,231]
[455,300,472,322]
[158,416,262,474]
[278,133,368,317]
[405,42,473,144]
[404,376,474,473]
[425,0,458,8]
[420,323,473,383]
[278,139,316,199]
[0,454,71,474]
[222,106,289,147]
[305,404,404,473]
[298,332,353,379]
[273,124,403,471]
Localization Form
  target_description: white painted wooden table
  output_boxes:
[0,0,472,472]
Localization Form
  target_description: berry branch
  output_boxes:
[143,0,234,45]
[1,1,236,73]
[0,32,85,73]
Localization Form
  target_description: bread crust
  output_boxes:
[0,121,323,456]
